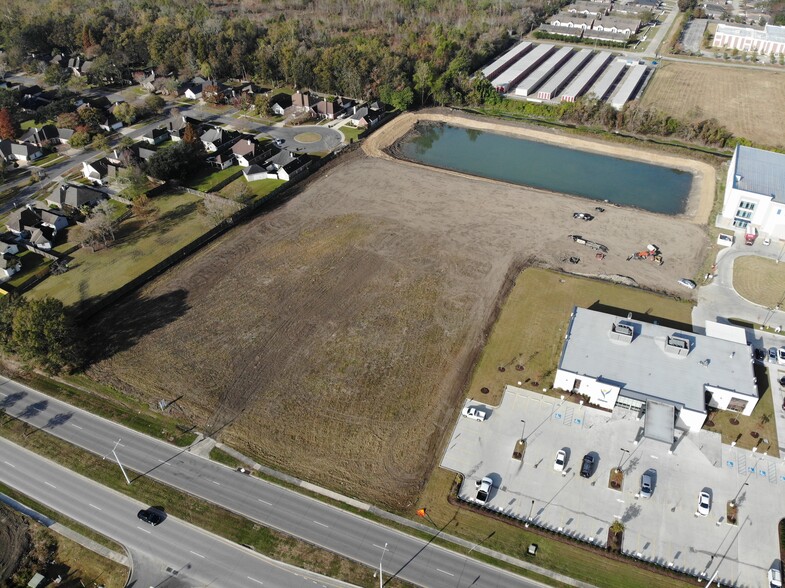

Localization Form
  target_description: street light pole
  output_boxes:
[520,419,526,442]
[110,438,131,485]
[378,542,387,588]
[617,448,630,472]
[526,499,535,527]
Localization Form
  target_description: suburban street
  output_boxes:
[0,436,355,588]
[0,376,555,588]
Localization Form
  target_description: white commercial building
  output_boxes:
[713,23,785,56]
[554,307,759,435]
[720,145,785,236]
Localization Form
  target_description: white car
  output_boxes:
[778,347,785,366]
[461,406,487,422]
[475,476,493,505]
[678,278,697,290]
[697,491,711,516]
[554,449,567,472]
[769,565,783,588]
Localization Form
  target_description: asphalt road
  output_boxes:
[0,377,549,588]
[0,436,355,588]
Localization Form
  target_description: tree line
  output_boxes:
[0,0,562,110]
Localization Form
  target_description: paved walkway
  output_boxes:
[692,236,785,456]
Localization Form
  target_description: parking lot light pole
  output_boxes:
[730,482,749,508]
[526,499,535,527]
[520,419,526,442]
[617,448,630,472]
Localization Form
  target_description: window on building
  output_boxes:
[738,201,756,210]
[733,219,749,228]
[727,398,748,412]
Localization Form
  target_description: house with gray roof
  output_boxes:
[6,207,41,235]
[0,140,43,162]
[554,307,758,437]
[82,157,124,185]
[0,253,21,282]
[47,183,107,210]
[720,145,785,237]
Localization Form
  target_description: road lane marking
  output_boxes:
[246,578,264,585]
[313,520,329,528]
[373,544,386,550]
[3,461,15,468]
[44,481,56,489]
[436,568,454,576]
[189,550,205,558]
[70,424,83,430]
[257,499,272,505]
[136,527,151,534]
[89,504,102,511]
[211,480,220,486]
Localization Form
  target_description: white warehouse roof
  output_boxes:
[559,307,758,413]
[731,145,785,201]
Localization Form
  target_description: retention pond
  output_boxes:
[395,123,694,215]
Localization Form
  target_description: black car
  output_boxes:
[754,348,766,362]
[779,376,785,387]
[580,454,595,478]
[137,508,165,526]
[573,212,594,221]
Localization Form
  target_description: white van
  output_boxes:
[769,564,783,588]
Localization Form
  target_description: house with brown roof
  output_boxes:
[231,139,272,167]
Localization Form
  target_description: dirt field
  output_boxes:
[641,61,785,148]
[0,504,29,584]
[87,114,713,509]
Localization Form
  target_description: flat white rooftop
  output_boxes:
[559,307,758,413]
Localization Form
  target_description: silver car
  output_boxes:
[640,473,653,498]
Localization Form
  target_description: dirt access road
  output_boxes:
[87,110,713,509]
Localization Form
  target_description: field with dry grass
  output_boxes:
[733,255,785,307]
[641,62,785,148]
[85,144,711,509]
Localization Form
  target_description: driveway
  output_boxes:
[442,387,783,587]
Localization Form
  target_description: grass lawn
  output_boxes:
[218,177,285,204]
[416,268,698,588]
[0,417,412,588]
[733,255,785,309]
[704,371,779,455]
[35,152,64,167]
[27,191,218,307]
[465,268,694,406]
[49,529,128,588]
[186,165,242,192]
[340,125,364,143]
[5,250,51,290]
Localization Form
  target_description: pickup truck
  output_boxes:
[461,406,487,422]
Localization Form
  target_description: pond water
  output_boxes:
[397,124,693,215]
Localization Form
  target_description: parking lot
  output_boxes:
[442,386,783,587]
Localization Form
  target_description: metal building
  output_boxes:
[535,48,594,101]
[585,59,627,101]
[514,47,574,97]
[493,44,557,93]
[481,42,533,82]
[560,51,613,102]
[608,63,648,109]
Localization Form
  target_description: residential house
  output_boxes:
[142,128,169,145]
[28,227,55,250]
[232,139,269,167]
[21,125,59,146]
[0,253,21,281]
[82,157,124,185]
[47,183,107,209]
[350,101,386,129]
[67,56,93,77]
[539,24,585,38]
[242,164,268,182]
[291,90,315,110]
[268,92,293,116]
[166,115,203,142]
[200,127,237,152]
[39,209,70,233]
[314,97,341,120]
[620,0,659,8]
[0,241,19,256]
[252,151,311,182]
[0,140,43,162]
[208,152,234,170]
[567,1,611,16]
[99,115,123,132]
[6,207,41,235]
[137,70,157,92]
[592,15,641,35]
[549,12,596,29]
[183,77,228,101]
[583,29,631,43]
